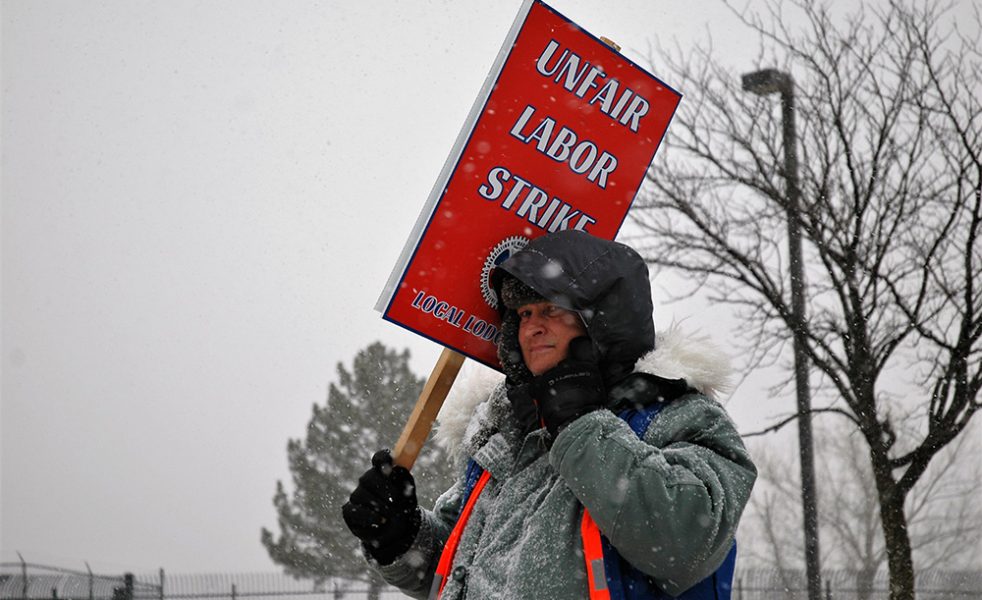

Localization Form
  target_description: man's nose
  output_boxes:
[522,315,547,336]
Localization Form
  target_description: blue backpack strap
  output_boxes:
[602,402,737,600]
[458,458,485,515]
[618,404,664,437]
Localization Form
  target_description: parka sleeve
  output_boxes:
[549,394,757,596]
[370,478,463,599]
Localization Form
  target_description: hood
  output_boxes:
[435,325,733,465]
[493,230,655,385]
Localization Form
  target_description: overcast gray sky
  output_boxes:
[2,0,955,577]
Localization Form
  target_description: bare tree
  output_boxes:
[741,426,982,599]
[631,1,981,598]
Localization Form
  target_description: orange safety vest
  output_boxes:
[429,404,737,600]
[429,470,492,600]
[429,470,609,600]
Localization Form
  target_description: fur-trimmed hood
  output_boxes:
[492,230,656,387]
[434,325,733,465]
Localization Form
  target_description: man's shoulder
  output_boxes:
[642,391,736,443]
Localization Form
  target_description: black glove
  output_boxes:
[506,380,542,435]
[531,337,606,437]
[341,449,421,565]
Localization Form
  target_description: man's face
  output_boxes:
[517,301,587,376]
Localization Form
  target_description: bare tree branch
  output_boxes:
[635,1,981,597]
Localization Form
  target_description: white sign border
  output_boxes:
[374,0,535,312]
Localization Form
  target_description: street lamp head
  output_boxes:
[742,68,793,96]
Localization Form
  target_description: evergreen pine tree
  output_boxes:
[261,342,456,593]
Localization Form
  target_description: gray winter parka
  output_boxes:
[372,231,757,599]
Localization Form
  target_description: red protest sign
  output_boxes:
[377,0,681,370]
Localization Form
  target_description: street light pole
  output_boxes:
[742,68,822,600]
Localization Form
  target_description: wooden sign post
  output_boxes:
[392,348,466,469]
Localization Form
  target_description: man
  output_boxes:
[343,230,757,599]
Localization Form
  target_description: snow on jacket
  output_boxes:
[371,231,757,599]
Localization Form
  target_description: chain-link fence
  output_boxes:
[0,564,157,600]
[3,563,980,599]
[733,568,982,599]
